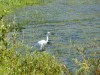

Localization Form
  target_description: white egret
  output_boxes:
[38,32,50,50]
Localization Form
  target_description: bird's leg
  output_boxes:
[40,45,43,50]
[40,45,46,51]
[42,45,46,51]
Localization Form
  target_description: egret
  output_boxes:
[38,32,50,50]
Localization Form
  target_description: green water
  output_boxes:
[5,0,100,71]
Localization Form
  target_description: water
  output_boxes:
[5,0,100,72]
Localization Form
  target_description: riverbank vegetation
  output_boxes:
[0,20,71,75]
[0,18,99,75]
[0,0,53,19]
[0,0,100,75]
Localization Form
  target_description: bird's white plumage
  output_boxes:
[38,32,50,50]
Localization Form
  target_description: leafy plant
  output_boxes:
[73,47,100,75]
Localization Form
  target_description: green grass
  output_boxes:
[0,0,53,17]
[0,49,64,75]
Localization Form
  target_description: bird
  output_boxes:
[38,32,50,50]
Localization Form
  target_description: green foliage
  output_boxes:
[0,49,64,75]
[0,0,53,18]
[73,48,100,75]
[0,19,10,49]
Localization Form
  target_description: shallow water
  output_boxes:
[6,0,100,71]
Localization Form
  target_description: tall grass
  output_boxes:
[0,0,53,18]
[0,49,65,75]
[73,47,100,75]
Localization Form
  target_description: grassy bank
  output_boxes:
[0,0,52,18]
[0,49,65,75]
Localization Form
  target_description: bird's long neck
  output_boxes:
[46,34,49,42]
